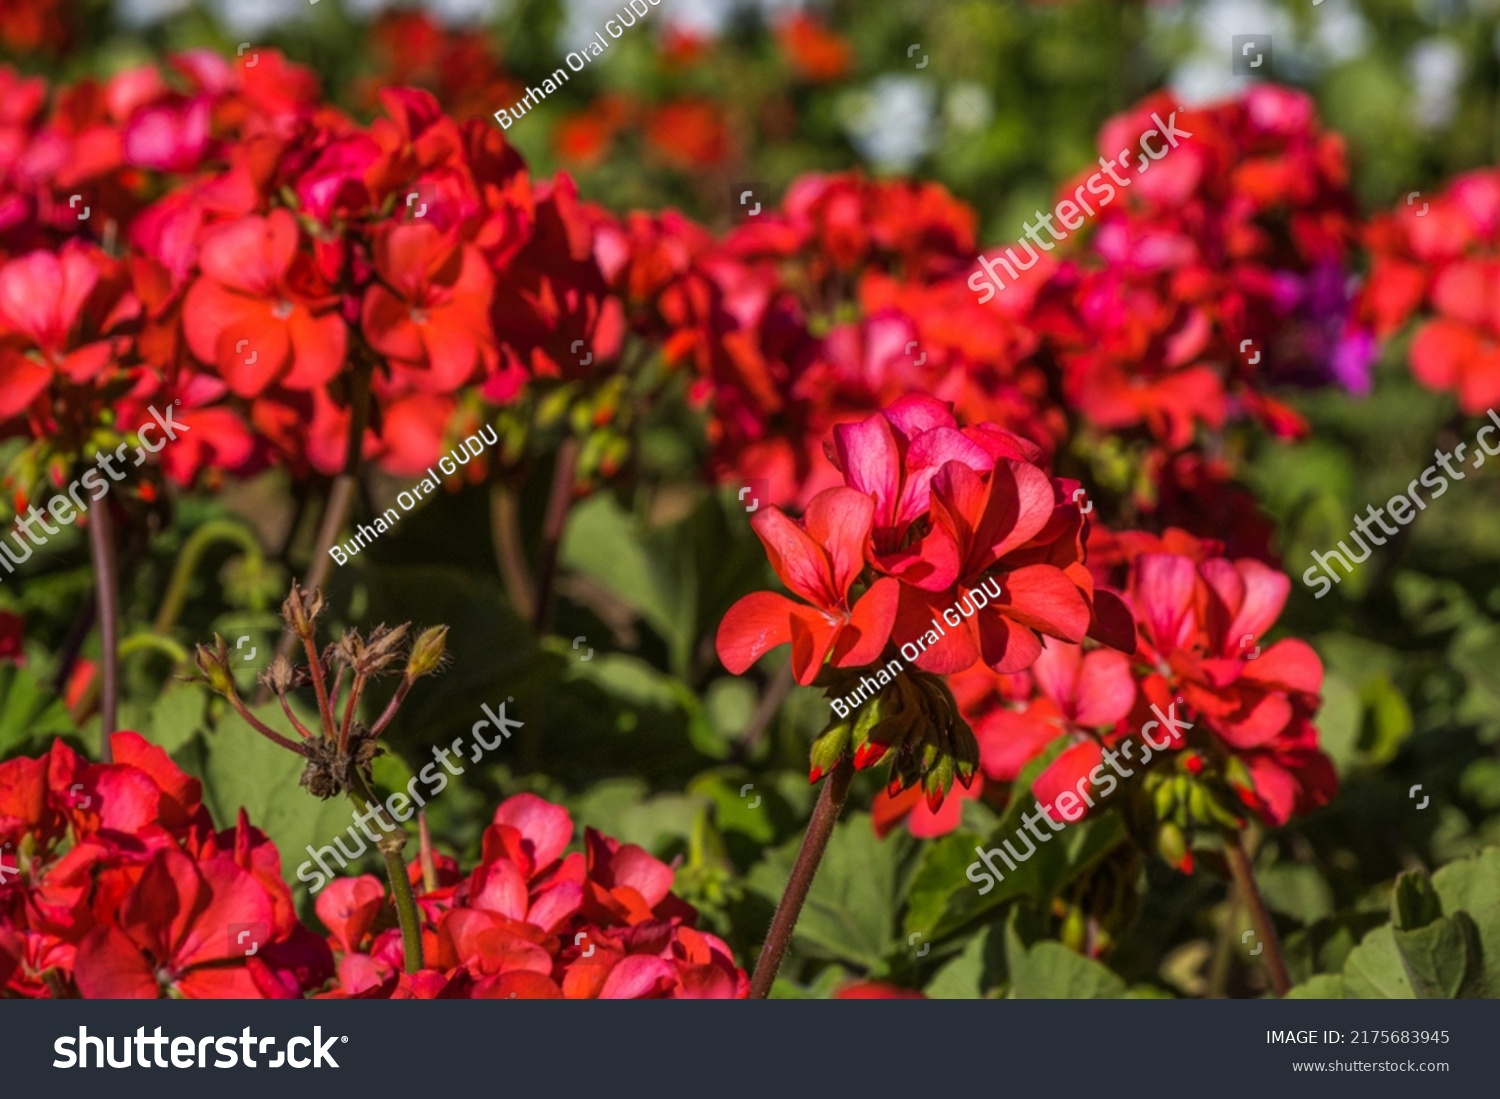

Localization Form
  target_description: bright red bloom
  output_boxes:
[322,793,747,1000]
[960,640,1139,828]
[891,458,1093,675]
[0,243,137,420]
[74,848,280,998]
[831,395,995,585]
[1,732,331,999]
[1363,169,1500,413]
[644,100,728,169]
[182,209,347,396]
[717,487,900,685]
[834,980,926,999]
[1035,86,1370,451]
[362,223,498,392]
[776,15,854,82]
[1126,551,1334,824]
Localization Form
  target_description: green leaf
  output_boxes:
[1392,869,1443,931]
[1431,847,1500,916]
[1461,905,1500,998]
[1391,916,1476,999]
[559,650,722,758]
[746,811,911,970]
[1258,862,1336,925]
[138,684,209,757]
[561,494,697,676]
[769,964,857,1001]
[1357,675,1413,764]
[1431,847,1500,995]
[1286,973,1347,998]
[923,930,988,999]
[1283,911,1389,983]
[1007,941,1127,999]
[901,736,1123,940]
[0,662,75,757]
[685,770,777,845]
[1342,925,1416,999]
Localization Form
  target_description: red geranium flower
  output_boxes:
[0,243,138,420]
[717,487,900,685]
[362,223,497,392]
[182,208,347,397]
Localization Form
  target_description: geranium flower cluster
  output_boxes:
[875,527,1335,868]
[609,88,1372,563]
[605,173,1053,509]
[0,736,744,999]
[319,793,747,999]
[1362,168,1500,414]
[0,53,625,490]
[717,395,1136,808]
[1036,87,1374,453]
[0,731,334,998]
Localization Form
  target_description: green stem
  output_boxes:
[489,478,535,622]
[350,772,424,974]
[86,503,121,763]
[120,633,193,668]
[69,631,193,726]
[152,520,265,636]
[379,843,424,975]
[531,435,580,638]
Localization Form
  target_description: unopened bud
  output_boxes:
[1155,821,1188,868]
[194,636,235,696]
[809,719,851,784]
[406,625,448,679]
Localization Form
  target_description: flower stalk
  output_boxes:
[85,505,121,763]
[749,756,856,998]
[1225,833,1291,996]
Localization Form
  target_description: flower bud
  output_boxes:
[406,625,449,679]
[1155,820,1189,870]
[194,636,235,696]
[809,719,852,783]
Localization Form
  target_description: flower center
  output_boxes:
[272,299,294,320]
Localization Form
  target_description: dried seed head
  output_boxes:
[361,623,410,678]
[406,625,449,679]
[297,723,384,800]
[281,582,325,638]
[257,653,299,696]
[331,629,363,671]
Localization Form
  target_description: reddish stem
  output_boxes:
[749,758,855,998]
[530,437,580,637]
[1225,833,1291,996]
